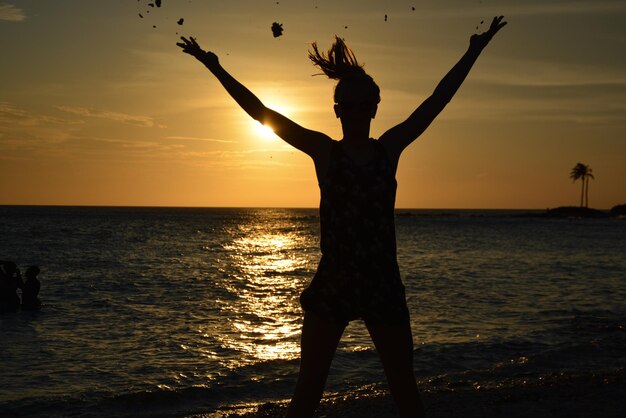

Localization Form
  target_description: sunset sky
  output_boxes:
[1,0,624,208]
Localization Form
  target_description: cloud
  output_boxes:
[165,136,234,143]
[0,102,82,126]
[57,106,158,127]
[0,4,26,22]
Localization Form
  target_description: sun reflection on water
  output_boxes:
[216,226,312,365]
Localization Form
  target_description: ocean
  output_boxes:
[1,206,624,417]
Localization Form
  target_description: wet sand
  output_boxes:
[199,369,625,417]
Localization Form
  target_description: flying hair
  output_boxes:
[308,36,366,80]
[308,36,380,105]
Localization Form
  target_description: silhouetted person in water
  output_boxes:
[178,16,506,417]
[1,261,22,313]
[21,266,42,311]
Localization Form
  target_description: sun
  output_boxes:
[253,121,277,140]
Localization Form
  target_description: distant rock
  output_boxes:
[543,206,609,218]
[609,204,626,218]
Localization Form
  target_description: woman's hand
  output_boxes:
[470,16,507,50]
[176,36,219,68]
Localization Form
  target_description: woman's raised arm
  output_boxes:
[176,37,331,159]
[380,16,507,160]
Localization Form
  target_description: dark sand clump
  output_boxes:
[271,22,283,37]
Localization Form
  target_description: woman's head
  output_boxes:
[309,36,380,109]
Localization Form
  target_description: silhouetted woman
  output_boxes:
[178,16,506,417]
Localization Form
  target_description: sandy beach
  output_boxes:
[201,369,625,418]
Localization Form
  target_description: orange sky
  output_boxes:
[1,0,625,208]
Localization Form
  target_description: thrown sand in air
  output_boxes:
[271,22,283,38]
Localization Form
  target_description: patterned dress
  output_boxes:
[300,139,410,324]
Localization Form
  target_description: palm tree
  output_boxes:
[570,163,594,208]
[584,167,595,208]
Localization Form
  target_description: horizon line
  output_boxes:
[0,204,618,211]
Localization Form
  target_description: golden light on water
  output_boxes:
[217,228,311,365]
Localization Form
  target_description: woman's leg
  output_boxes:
[366,319,425,418]
[287,311,346,418]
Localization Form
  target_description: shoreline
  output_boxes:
[199,369,625,417]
